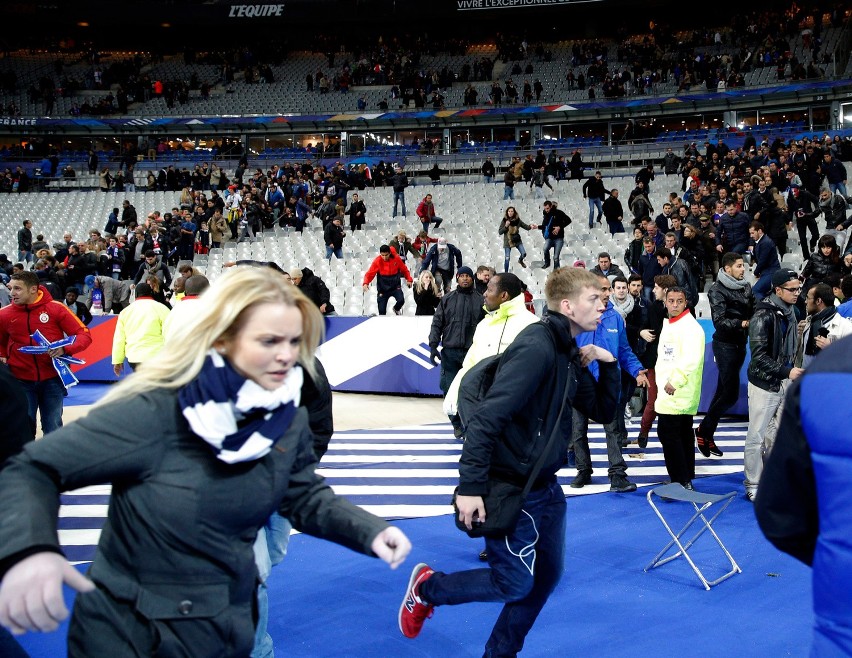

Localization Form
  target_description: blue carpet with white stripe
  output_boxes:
[16,417,812,657]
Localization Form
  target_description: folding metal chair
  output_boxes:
[644,483,742,590]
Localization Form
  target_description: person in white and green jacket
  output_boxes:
[654,286,705,488]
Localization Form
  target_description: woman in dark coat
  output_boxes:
[413,270,442,315]
[802,234,846,292]
[568,149,585,181]
[0,267,411,656]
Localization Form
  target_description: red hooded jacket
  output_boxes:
[0,286,92,382]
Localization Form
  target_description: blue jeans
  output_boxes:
[503,186,515,200]
[420,482,566,658]
[588,198,603,227]
[829,182,848,197]
[20,376,65,435]
[17,250,33,263]
[325,246,343,259]
[252,514,293,658]
[393,191,407,217]
[503,244,527,272]
[542,238,564,268]
[642,284,655,306]
[377,288,405,315]
[421,217,442,234]
[484,176,493,184]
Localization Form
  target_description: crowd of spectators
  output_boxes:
[0,2,844,118]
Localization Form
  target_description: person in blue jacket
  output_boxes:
[755,335,852,657]
[569,274,648,493]
[421,238,463,294]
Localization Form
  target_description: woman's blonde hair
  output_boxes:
[415,270,440,296]
[98,267,323,407]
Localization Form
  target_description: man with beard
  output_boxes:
[794,283,852,369]
[428,266,484,413]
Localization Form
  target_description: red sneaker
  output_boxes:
[398,562,435,639]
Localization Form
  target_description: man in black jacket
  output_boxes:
[323,217,345,260]
[346,193,367,231]
[786,185,820,258]
[696,253,754,457]
[17,220,33,264]
[121,200,138,230]
[582,171,609,228]
[744,269,805,502]
[400,268,618,655]
[291,267,335,315]
[742,180,766,222]
[540,200,571,269]
[428,266,483,396]
[391,165,409,218]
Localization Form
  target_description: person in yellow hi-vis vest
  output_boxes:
[654,286,705,489]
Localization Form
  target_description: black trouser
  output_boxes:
[657,413,695,485]
[439,347,467,396]
[697,340,746,441]
[796,215,820,258]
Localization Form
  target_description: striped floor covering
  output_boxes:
[58,417,748,563]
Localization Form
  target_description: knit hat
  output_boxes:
[456,266,474,278]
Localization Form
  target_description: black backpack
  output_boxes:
[456,321,555,434]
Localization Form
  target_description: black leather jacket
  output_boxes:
[748,298,795,391]
[708,280,755,346]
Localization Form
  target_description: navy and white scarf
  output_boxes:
[179,350,303,463]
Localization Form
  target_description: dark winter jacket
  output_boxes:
[458,311,618,494]
[0,391,385,657]
[422,243,463,278]
[428,286,484,351]
[802,251,844,285]
[297,268,335,314]
[539,207,571,239]
[707,280,755,346]
[716,211,751,250]
[390,172,409,193]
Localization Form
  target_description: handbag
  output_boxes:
[452,390,570,539]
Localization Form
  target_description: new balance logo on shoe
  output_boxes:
[399,562,435,639]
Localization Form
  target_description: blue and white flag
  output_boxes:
[18,330,86,389]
